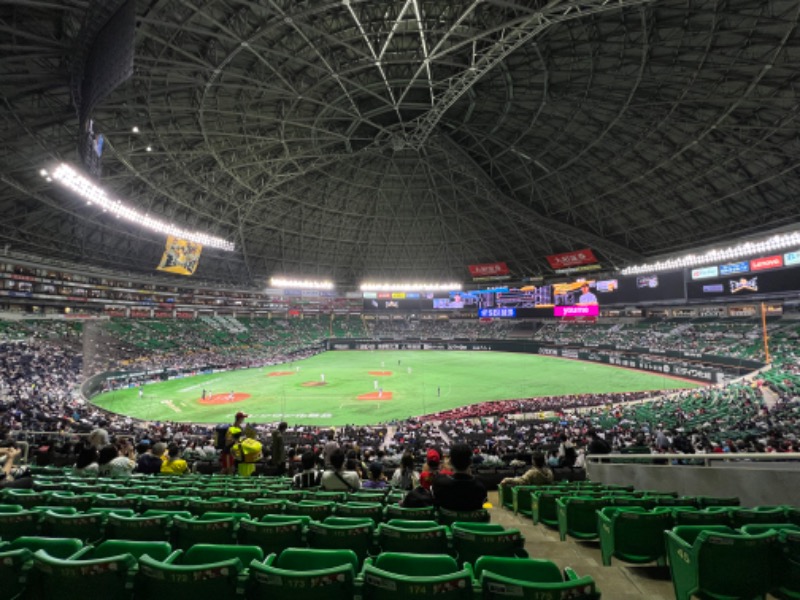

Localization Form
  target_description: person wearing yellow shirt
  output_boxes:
[233,426,263,477]
[160,443,189,475]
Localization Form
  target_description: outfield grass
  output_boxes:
[91,350,700,426]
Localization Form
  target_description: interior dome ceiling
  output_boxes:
[1,0,799,286]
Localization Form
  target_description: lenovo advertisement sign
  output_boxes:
[750,255,783,271]
[546,248,598,270]
[468,262,509,278]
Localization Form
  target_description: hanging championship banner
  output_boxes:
[156,236,202,276]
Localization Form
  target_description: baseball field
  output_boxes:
[90,350,701,426]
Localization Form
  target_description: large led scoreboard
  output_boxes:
[361,248,800,318]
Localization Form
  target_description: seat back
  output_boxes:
[475,556,601,600]
[31,549,137,600]
[438,507,490,526]
[531,492,564,526]
[377,522,449,555]
[602,508,673,565]
[90,539,173,561]
[182,543,264,566]
[695,530,776,599]
[731,506,788,528]
[307,521,375,563]
[238,499,285,519]
[285,500,336,520]
[247,549,356,600]
[9,536,83,559]
[384,505,436,521]
[40,511,105,543]
[172,515,237,549]
[137,554,243,600]
[559,497,608,540]
[106,514,170,541]
[363,553,472,600]
[237,518,305,555]
[335,502,384,523]
[451,523,526,566]
[0,509,41,538]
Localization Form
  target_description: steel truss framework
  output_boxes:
[1,0,799,286]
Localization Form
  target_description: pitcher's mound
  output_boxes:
[358,392,393,401]
[301,381,328,387]
[268,371,295,377]
[199,393,251,405]
[368,371,393,376]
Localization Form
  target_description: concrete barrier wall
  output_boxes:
[587,462,800,506]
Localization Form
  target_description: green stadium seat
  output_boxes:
[136,550,245,599]
[40,510,105,543]
[474,556,601,600]
[105,513,171,541]
[30,548,138,600]
[140,509,193,519]
[285,500,336,520]
[334,502,384,523]
[187,497,240,516]
[181,543,264,566]
[787,507,800,527]
[86,507,136,518]
[91,493,141,511]
[237,517,306,555]
[47,492,94,512]
[511,486,540,516]
[665,526,777,600]
[76,539,174,561]
[171,514,238,549]
[261,514,312,526]
[438,507,490,526]
[384,504,436,522]
[310,491,348,503]
[556,497,611,541]
[30,505,78,516]
[0,545,34,600]
[597,507,673,566]
[0,509,41,538]
[0,504,23,513]
[247,548,358,600]
[450,522,527,567]
[376,521,450,555]
[500,484,515,511]
[139,496,188,512]
[7,536,84,559]
[238,499,285,519]
[307,519,375,563]
[3,490,50,509]
[740,523,800,535]
[361,552,473,600]
[775,529,800,599]
[349,491,387,504]
[731,506,789,528]
[696,496,740,508]
[531,491,566,527]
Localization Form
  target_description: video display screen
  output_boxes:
[686,265,800,300]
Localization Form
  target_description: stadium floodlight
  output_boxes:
[360,282,462,292]
[47,163,235,251]
[621,231,800,275]
[270,277,335,290]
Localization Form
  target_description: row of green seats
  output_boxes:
[499,481,623,511]
[1,509,504,565]
[0,542,600,600]
[666,525,800,600]
[598,506,800,567]
[0,496,490,526]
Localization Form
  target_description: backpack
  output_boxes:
[214,424,230,450]
[233,438,263,463]
[400,486,433,508]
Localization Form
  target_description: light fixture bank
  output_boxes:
[45,163,235,252]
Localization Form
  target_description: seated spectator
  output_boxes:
[419,448,452,490]
[97,443,135,478]
[499,451,553,487]
[293,451,321,488]
[431,443,487,511]
[161,443,189,475]
[0,446,32,489]
[135,442,163,475]
[320,448,361,491]
[390,452,420,490]
[362,462,388,489]
[72,446,99,477]
[586,430,611,455]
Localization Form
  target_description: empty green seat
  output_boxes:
[384,505,436,522]
[48,492,94,512]
[139,496,188,512]
[105,513,171,541]
[247,548,358,600]
[438,507,490,526]
[0,545,34,599]
[0,509,40,538]
[181,543,263,566]
[285,500,335,520]
[201,511,251,522]
[238,499,285,519]
[672,507,732,527]
[311,491,348,503]
[237,517,305,554]
[137,551,244,599]
[0,504,23,513]
[500,484,515,510]
[30,548,137,600]
[187,497,240,516]
[3,490,50,509]
[7,536,83,559]
[92,494,141,511]
[377,521,450,555]
[40,510,105,543]
[86,507,136,518]
[474,556,601,600]
[308,519,375,563]
[511,486,540,516]
[531,491,566,527]
[362,552,473,600]
[598,507,673,566]
[696,496,740,508]
[172,514,238,549]
[775,529,800,599]
[731,506,789,528]
[334,502,384,523]
[556,497,611,541]
[76,539,174,561]
[451,522,527,567]
[665,526,777,600]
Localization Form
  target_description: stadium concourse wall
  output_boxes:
[326,339,765,383]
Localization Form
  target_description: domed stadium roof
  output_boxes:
[1,0,799,286]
